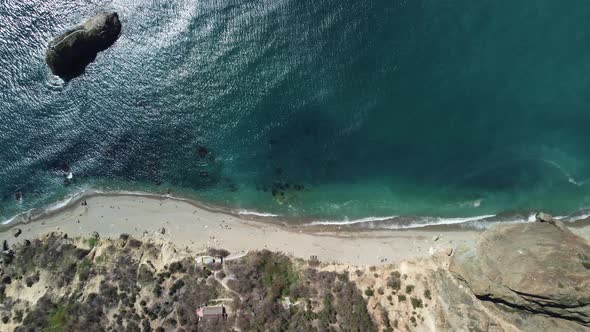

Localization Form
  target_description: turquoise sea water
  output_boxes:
[2,0,590,225]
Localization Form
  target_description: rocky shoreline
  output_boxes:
[450,214,590,330]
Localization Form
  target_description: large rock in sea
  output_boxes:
[450,215,590,326]
[46,12,121,80]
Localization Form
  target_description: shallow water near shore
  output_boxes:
[2,0,590,225]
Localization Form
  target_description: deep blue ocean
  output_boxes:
[2,0,590,226]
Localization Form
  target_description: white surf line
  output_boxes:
[237,210,279,217]
[0,190,93,227]
[385,214,501,230]
[308,214,500,229]
[309,215,398,226]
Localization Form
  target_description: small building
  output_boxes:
[195,255,224,266]
[195,255,216,265]
[196,305,227,321]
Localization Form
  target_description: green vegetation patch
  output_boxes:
[85,237,100,248]
[10,234,83,288]
[11,235,229,332]
[261,253,299,297]
[411,297,423,309]
[95,254,109,265]
[228,251,376,332]
[387,271,401,290]
[77,258,92,280]
[45,303,72,332]
[381,306,393,332]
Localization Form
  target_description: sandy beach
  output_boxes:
[2,193,590,266]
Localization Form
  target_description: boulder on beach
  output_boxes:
[535,211,555,223]
[46,12,122,80]
[535,211,567,231]
[450,219,590,326]
[12,228,22,238]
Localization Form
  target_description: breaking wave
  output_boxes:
[236,210,279,217]
[2,189,590,232]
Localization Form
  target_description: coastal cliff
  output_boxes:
[0,215,589,331]
[0,233,375,331]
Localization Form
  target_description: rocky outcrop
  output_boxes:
[536,211,556,223]
[0,240,13,265]
[12,228,21,238]
[46,12,121,80]
[450,215,590,327]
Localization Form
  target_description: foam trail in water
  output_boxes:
[1,214,19,225]
[310,216,398,226]
[237,210,279,217]
[311,214,499,228]
[559,213,590,222]
[389,214,498,230]
[540,159,589,186]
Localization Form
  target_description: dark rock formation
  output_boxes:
[46,12,122,80]
[12,228,22,238]
[1,275,11,285]
[196,146,209,158]
[450,219,590,326]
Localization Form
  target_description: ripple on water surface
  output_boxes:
[2,0,590,224]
